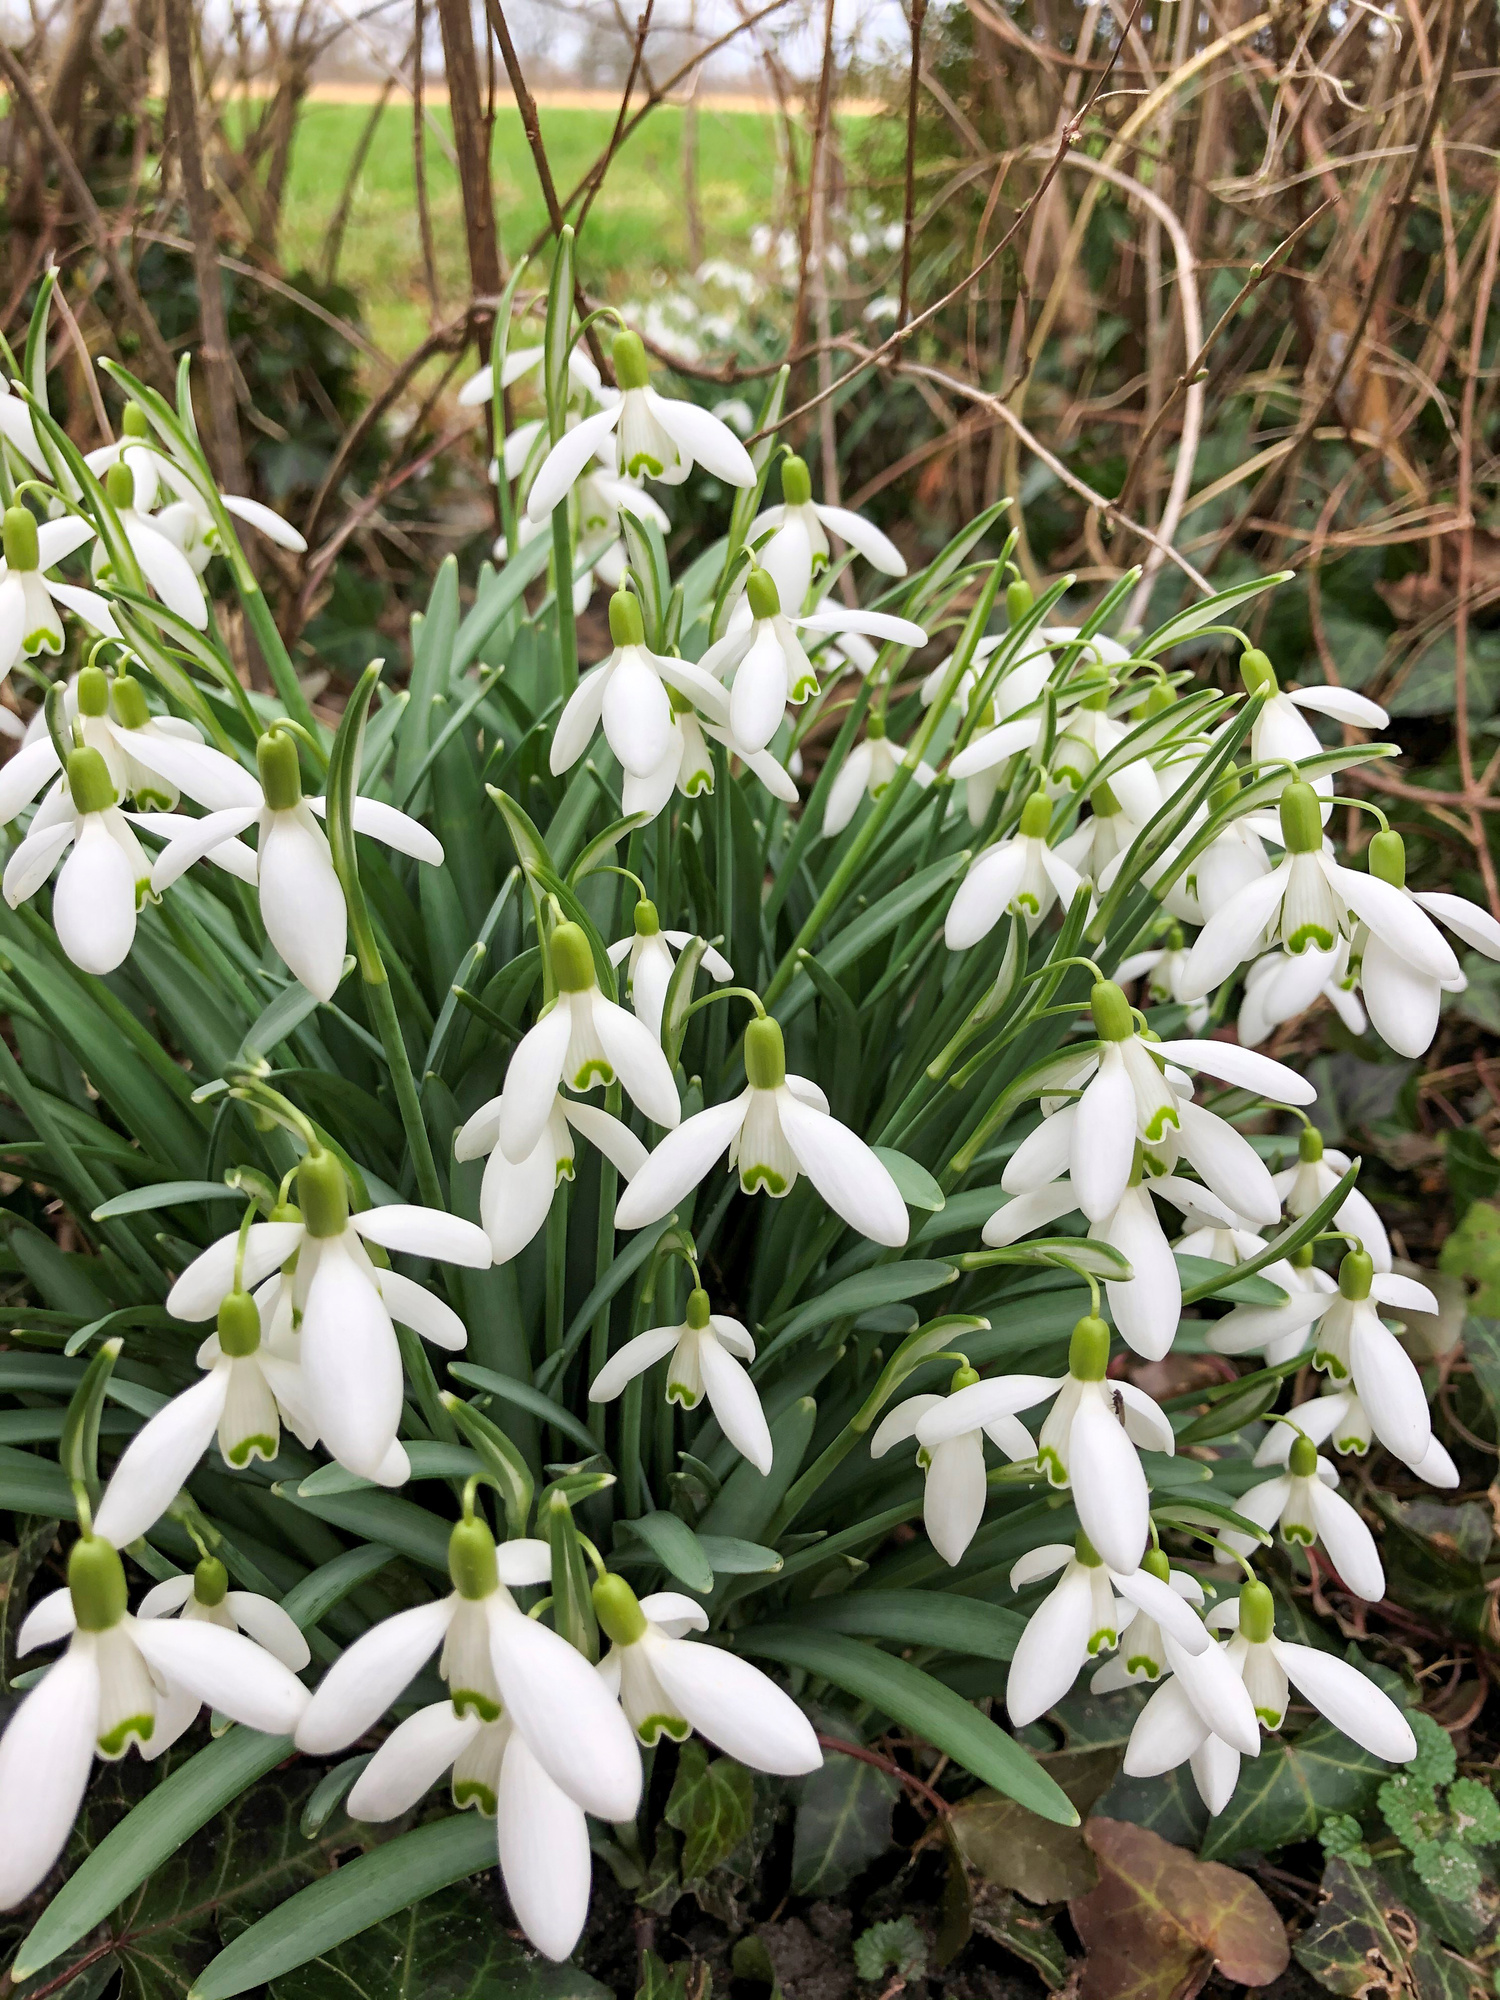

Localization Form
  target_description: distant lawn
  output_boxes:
[274,103,792,362]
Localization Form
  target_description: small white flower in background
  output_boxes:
[1115,929,1209,1033]
[550,588,730,784]
[526,330,754,517]
[870,1352,1032,1566]
[984,1171,1240,1361]
[917,1315,1172,1574]
[1188,796,1272,918]
[91,458,210,631]
[163,1150,491,1486]
[458,342,607,414]
[1091,1552,1208,1692]
[455,1087,646,1265]
[147,727,444,1001]
[1254,1387,1459,1489]
[608,897,732,1044]
[0,1532,308,1908]
[0,503,117,677]
[1272,1124,1391,1271]
[1221,1433,1385,1601]
[1205,1246,1337,1369]
[2,739,151,975]
[1050,691,1161,823]
[1237,936,1367,1049]
[1347,829,1500,1058]
[623,693,800,821]
[0,378,48,473]
[1057,781,1152,884]
[999,980,1309,1229]
[348,1700,593,1962]
[590,1286,772,1475]
[492,920,681,1159]
[1126,1579,1414,1816]
[87,403,308,565]
[1004,1533,1214,1730]
[134,1556,311,1743]
[1172,1202,1268,1272]
[594,1575,822,1773]
[1210,1249,1436,1470]
[1241,649,1388,799]
[750,453,906,613]
[615,1012,910,1248]
[701,565,926,757]
[1178,782,1458,1018]
[296,1514,643,1828]
[945,792,1085,950]
[823,719,934,839]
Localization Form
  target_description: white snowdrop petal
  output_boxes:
[1070,1390,1149,1575]
[1328,864,1458,980]
[527,407,622,520]
[1113,1569,1208,1654]
[1272,1641,1416,1761]
[917,1376,1060,1447]
[130,1615,308,1734]
[1167,1636,1262,1756]
[221,493,308,552]
[1189,1733,1241,1816]
[348,1702,479,1820]
[1179,868,1289,1000]
[1288,686,1388,728]
[551,663,609,775]
[1154,1040,1316,1107]
[375,1270,468,1350]
[497,1729,593,1960]
[565,1102,652,1182]
[129,520,208,628]
[923,1433,988,1566]
[1005,1567,1094,1728]
[982,1184,1083,1245]
[110,727,262,812]
[1412,891,1500,959]
[494,1539,553,1587]
[487,1602,642,1819]
[592,995,682,1128]
[258,808,348,1001]
[1361,932,1441,1058]
[352,1204,492,1268]
[603,645,675,778]
[776,1089,909,1246]
[296,1597,455,1753]
[645,391,755,486]
[812,503,907,574]
[497,1005,574,1164]
[148,805,261,893]
[1308,1484,1385,1603]
[1123,1676,1208,1777]
[1369,1272,1440,1316]
[1071,1052,1137,1223]
[0,1638,100,1909]
[93,1369,229,1548]
[344,796,444,865]
[225,1592,313,1671]
[54,816,137,974]
[614,1095,750,1230]
[1349,1316,1431,1466]
[649,1635,822,1774]
[167,1221,305,1321]
[479,1133,560,1262]
[697,1334,774,1475]
[17,1585,79,1655]
[869,1393,945,1457]
[300,1241,405,1481]
[589,1325,682,1402]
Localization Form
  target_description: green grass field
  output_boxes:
[275,103,788,360]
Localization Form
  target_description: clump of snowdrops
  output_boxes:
[0,236,1494,1984]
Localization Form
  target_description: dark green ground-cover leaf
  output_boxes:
[1199,1718,1390,1861]
[1296,1858,1482,2000]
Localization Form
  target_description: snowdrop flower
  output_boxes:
[608,898,733,1044]
[1179,782,1458,1007]
[148,728,443,1001]
[1051,691,1161,823]
[1204,1244,1334,1368]
[1351,829,1500,1057]
[527,330,753,517]
[1254,1387,1459,1489]
[1058,782,1153,884]
[0,504,117,677]
[2,743,151,974]
[1237,936,1366,1049]
[163,1149,491,1485]
[593,1575,821,1773]
[458,341,605,412]
[1211,1249,1436,1469]
[90,460,210,630]
[89,403,309,564]
[92,1282,317,1530]
[823,718,934,838]
[623,692,799,821]
[1002,980,1310,1228]
[1241,649,1388,794]
[751,455,906,612]
[297,1512,643,1829]
[1222,1435,1385,1600]
[918,1316,1173,1573]
[945,792,1085,949]
[1127,1579,1413,1815]
[348,1700,593,1961]
[1005,1533,1213,1729]
[550,588,730,784]
[591,1287,772,1474]
[1115,929,1209,1033]
[134,1555,311,1743]
[455,1085,646,1264]
[1272,1125,1390,1272]
[492,921,681,1167]
[1091,1552,1208,1691]
[1188,793,1272,917]
[0,378,47,474]
[615,1013,909,1247]
[869,1356,1034,1566]
[0,1532,308,1907]
[702,565,926,756]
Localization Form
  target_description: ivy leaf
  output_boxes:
[790,1745,899,1897]
[1198,1719,1391,1863]
[950,1749,1119,1905]
[663,1743,754,1885]
[1296,1857,1479,2000]
[267,1881,610,2000]
[1069,1819,1288,2000]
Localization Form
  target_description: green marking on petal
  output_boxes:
[1126,1654,1161,1679]
[226,1433,278,1467]
[98,1713,154,1758]
[452,1779,497,1815]
[1285,922,1337,954]
[1142,1105,1181,1142]
[1087,1627,1118,1657]
[450,1688,502,1722]
[571,1059,614,1090]
[666,1381,704,1409]
[625,452,664,479]
[740,1164,788,1195]
[637,1713,691,1746]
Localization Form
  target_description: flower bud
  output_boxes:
[105,461,136,510]
[194,1556,229,1606]
[257,731,303,811]
[1092,778,1121,817]
[608,588,645,649]
[297,1149,349,1240]
[744,1014,786,1090]
[448,1515,499,1600]
[69,1534,128,1632]
[1141,1546,1171,1584]
[77,665,110,718]
[1368,829,1406,889]
[122,403,151,439]
[592,1572,648,1646]
[612,330,651,390]
[550,921,596,993]
[217,1287,262,1358]
[745,566,781,621]
[1068,1314,1111,1381]
[949,1361,980,1394]
[1019,792,1052,840]
[66,746,117,815]
[632,898,661,938]
[110,674,152,731]
[1005,578,1033,626]
[1238,1578,1275,1644]
[1339,1249,1373,1301]
[2,503,38,572]
[1300,1125,1324,1164]
[781,455,812,507]
[1277,780,1322,855]
[1090,979,1133,1043]
[1209,769,1240,814]
[1288,1433,1319,1479]
[1143,681,1176,717]
[1239,648,1279,697]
